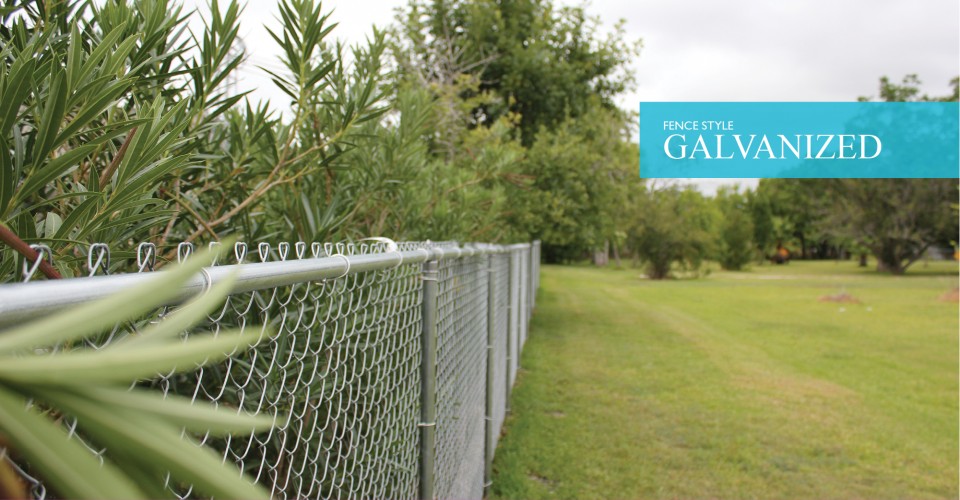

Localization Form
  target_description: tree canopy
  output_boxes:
[0,0,954,284]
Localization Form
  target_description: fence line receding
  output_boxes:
[0,239,541,500]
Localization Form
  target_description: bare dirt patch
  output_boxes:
[818,292,861,304]
[939,288,959,302]
[527,472,555,489]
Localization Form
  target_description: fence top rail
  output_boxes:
[0,242,533,329]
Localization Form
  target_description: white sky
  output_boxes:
[181,0,960,194]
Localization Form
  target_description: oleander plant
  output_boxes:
[0,245,280,499]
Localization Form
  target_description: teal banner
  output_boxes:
[639,102,959,178]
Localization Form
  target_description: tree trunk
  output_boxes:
[648,261,670,279]
[593,240,609,266]
[612,241,621,267]
[873,241,910,274]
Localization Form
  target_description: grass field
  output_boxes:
[489,260,959,499]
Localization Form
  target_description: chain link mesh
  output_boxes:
[1,240,540,500]
[434,254,487,500]
[508,251,521,388]
[488,253,511,460]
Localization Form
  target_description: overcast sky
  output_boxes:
[181,0,960,193]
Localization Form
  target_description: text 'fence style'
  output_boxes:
[0,239,541,499]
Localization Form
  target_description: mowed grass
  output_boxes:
[490,260,959,499]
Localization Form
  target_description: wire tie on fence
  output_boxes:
[417,421,435,428]
[207,241,222,266]
[137,242,156,272]
[258,242,271,262]
[234,242,247,264]
[87,243,110,277]
[393,251,404,269]
[177,242,194,264]
[199,267,213,294]
[360,236,397,251]
[361,236,405,269]
[330,254,351,278]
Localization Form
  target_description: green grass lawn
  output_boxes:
[490,260,959,499]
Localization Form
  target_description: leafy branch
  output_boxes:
[0,244,280,499]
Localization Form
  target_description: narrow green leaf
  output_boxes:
[66,386,277,435]
[52,195,102,241]
[85,195,158,217]
[99,35,140,78]
[0,386,147,499]
[114,271,238,348]
[66,23,83,89]
[0,244,225,352]
[0,328,268,384]
[86,209,170,234]
[75,25,131,85]
[0,57,37,133]
[31,390,271,500]
[54,78,135,147]
[0,136,13,216]
[16,144,98,202]
[42,212,62,238]
[15,190,100,218]
[115,155,191,199]
[102,449,177,500]
[33,68,68,161]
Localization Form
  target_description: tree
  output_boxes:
[753,179,834,259]
[510,105,639,263]
[0,0,392,280]
[628,185,716,279]
[825,179,957,274]
[746,189,775,261]
[826,74,960,274]
[394,0,644,260]
[858,74,960,103]
[388,13,527,243]
[715,187,754,270]
[397,0,641,146]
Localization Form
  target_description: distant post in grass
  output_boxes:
[418,256,439,500]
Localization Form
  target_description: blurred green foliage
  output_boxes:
[0,0,954,278]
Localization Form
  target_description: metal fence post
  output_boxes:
[505,249,516,413]
[518,247,527,353]
[483,254,496,496]
[534,240,540,290]
[528,244,535,314]
[535,241,540,292]
[419,257,439,500]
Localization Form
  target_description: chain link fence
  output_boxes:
[0,239,540,499]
